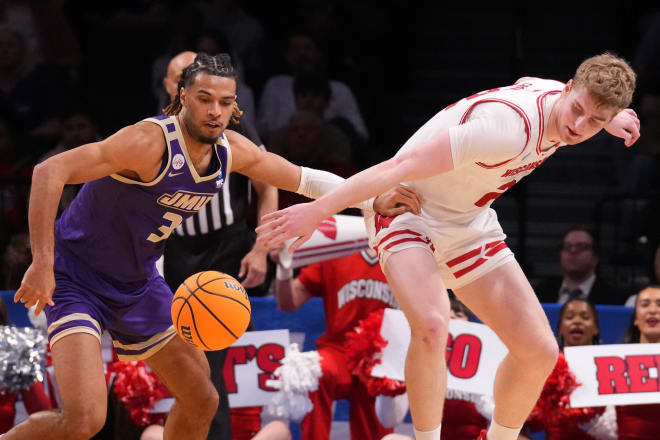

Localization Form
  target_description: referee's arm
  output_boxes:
[238,178,278,287]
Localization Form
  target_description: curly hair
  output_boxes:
[163,52,242,124]
[572,52,636,111]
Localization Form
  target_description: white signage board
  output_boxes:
[372,309,509,396]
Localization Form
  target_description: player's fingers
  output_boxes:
[238,259,247,278]
[628,130,640,147]
[398,185,423,205]
[244,269,265,288]
[388,206,409,216]
[242,268,256,287]
[254,271,266,286]
[260,210,287,223]
[255,221,276,235]
[24,298,38,309]
[394,192,421,214]
[35,300,47,316]
[257,226,283,246]
[289,234,310,254]
[14,287,24,303]
[260,229,292,249]
[255,215,288,235]
[19,291,31,304]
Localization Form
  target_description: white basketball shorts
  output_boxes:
[365,208,514,290]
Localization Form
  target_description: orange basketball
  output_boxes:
[171,271,251,351]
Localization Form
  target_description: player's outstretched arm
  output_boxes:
[227,129,418,213]
[256,131,454,252]
[604,108,641,147]
[15,123,166,315]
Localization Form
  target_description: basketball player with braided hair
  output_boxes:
[257,53,640,440]
[8,52,418,440]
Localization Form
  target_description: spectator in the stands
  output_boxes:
[257,31,367,142]
[1,232,30,290]
[535,226,620,304]
[293,72,366,161]
[0,112,30,247]
[0,25,75,148]
[37,108,100,215]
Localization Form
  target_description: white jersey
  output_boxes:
[398,78,565,226]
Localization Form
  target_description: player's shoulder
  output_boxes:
[514,76,566,89]
[224,128,251,148]
[129,120,166,150]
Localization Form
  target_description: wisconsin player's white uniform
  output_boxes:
[366,78,565,289]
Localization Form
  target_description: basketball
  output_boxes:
[171,271,251,351]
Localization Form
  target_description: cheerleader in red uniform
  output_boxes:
[275,248,396,440]
[616,286,660,440]
[531,298,616,440]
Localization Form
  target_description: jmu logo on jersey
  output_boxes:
[157,190,215,213]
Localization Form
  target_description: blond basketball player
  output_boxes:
[256,53,640,440]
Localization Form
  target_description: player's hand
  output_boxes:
[605,108,640,147]
[267,243,285,264]
[239,243,268,288]
[256,202,324,253]
[14,262,56,316]
[373,185,423,216]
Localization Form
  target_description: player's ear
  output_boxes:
[180,87,187,105]
[564,79,573,93]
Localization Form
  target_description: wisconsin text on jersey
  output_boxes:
[500,157,548,178]
[337,279,398,309]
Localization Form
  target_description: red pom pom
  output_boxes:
[344,309,406,397]
[527,353,600,431]
[107,361,169,427]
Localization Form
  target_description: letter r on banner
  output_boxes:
[595,356,629,394]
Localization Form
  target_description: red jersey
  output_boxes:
[616,404,660,440]
[298,250,398,350]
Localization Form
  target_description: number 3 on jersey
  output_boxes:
[147,212,183,242]
[474,180,517,207]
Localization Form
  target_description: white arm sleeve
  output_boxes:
[295,167,375,211]
[448,102,528,168]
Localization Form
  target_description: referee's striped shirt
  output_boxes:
[174,118,263,237]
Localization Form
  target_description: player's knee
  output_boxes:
[410,311,449,348]
[538,337,560,373]
[262,420,292,440]
[197,382,219,421]
[520,334,559,374]
[64,407,106,440]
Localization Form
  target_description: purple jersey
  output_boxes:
[55,115,230,286]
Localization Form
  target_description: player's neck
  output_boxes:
[176,113,214,155]
[545,95,562,143]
